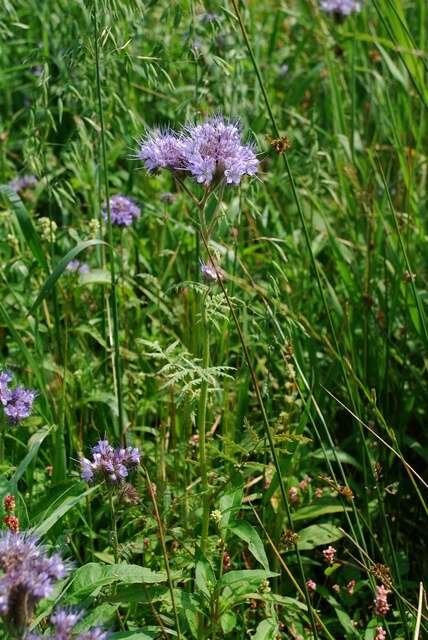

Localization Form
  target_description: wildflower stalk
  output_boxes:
[198,289,210,553]
[199,233,320,640]
[198,197,211,554]
[108,488,119,564]
[143,464,182,640]
[92,0,124,442]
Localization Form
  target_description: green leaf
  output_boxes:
[29,239,107,315]
[0,184,47,269]
[293,500,351,522]
[33,483,97,536]
[229,521,269,570]
[109,630,160,640]
[75,604,118,632]
[70,563,169,598]
[316,585,359,637]
[219,481,243,531]
[297,524,344,551]
[220,610,237,635]
[195,553,216,599]
[252,618,277,639]
[218,570,278,590]
[10,425,52,488]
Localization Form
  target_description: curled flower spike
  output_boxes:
[104,195,141,227]
[80,439,140,486]
[0,531,67,631]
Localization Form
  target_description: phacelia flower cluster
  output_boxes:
[8,175,38,193]
[138,116,258,186]
[80,439,140,485]
[374,584,391,617]
[103,195,141,227]
[66,260,90,275]
[0,371,36,426]
[320,0,361,16]
[0,531,67,630]
[29,608,108,640]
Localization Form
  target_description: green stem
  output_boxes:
[198,290,210,553]
[108,489,119,564]
[92,0,124,442]
[143,465,182,640]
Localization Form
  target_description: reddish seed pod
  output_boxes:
[4,515,20,532]
[4,495,15,513]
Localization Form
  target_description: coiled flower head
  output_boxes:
[80,439,140,485]
[104,195,141,227]
[0,531,67,632]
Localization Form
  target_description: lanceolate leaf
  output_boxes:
[29,239,107,315]
[0,184,47,269]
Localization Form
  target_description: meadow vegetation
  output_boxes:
[0,1,427,638]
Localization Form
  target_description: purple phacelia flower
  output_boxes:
[8,175,38,193]
[3,387,36,426]
[320,0,361,16]
[80,439,140,486]
[138,130,184,173]
[66,260,90,275]
[139,117,258,187]
[29,607,109,640]
[0,531,67,631]
[181,116,258,185]
[0,371,12,407]
[199,259,224,283]
[103,195,141,227]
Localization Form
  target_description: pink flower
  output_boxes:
[299,475,311,491]
[322,545,336,564]
[306,579,316,593]
[375,626,386,640]
[315,487,323,498]
[347,579,356,595]
[374,584,391,616]
[332,583,340,593]
[288,487,299,504]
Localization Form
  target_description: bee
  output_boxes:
[269,135,292,155]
